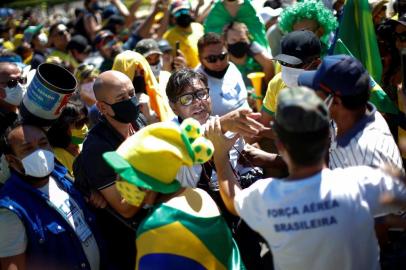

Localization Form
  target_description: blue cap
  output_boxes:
[298,55,370,96]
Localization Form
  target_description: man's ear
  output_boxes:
[5,154,22,173]
[96,100,108,115]
[315,27,325,39]
[169,101,179,115]
[332,96,342,106]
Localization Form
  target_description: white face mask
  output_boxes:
[4,83,25,106]
[37,33,48,46]
[150,60,162,78]
[21,149,55,178]
[281,65,305,88]
[80,81,96,101]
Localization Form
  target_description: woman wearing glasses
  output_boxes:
[196,32,250,117]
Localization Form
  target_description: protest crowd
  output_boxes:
[1,0,406,269]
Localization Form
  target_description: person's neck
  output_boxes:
[13,168,50,188]
[0,101,17,113]
[179,25,192,33]
[223,0,241,17]
[31,177,50,188]
[229,54,246,65]
[335,106,367,138]
[287,161,326,181]
[106,115,132,139]
[156,187,186,203]
[55,44,67,52]
[35,45,46,53]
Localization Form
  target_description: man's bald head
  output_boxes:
[0,62,20,76]
[93,70,133,102]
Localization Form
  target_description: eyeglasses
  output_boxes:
[175,88,210,106]
[5,77,27,88]
[204,52,228,63]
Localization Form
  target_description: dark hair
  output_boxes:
[264,0,282,9]
[223,22,248,41]
[49,22,66,37]
[1,120,47,155]
[197,32,224,54]
[339,73,370,110]
[47,102,87,149]
[274,123,330,166]
[166,69,208,102]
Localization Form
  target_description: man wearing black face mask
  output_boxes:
[196,32,249,116]
[163,0,204,68]
[73,70,147,270]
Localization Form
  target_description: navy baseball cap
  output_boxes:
[298,55,370,96]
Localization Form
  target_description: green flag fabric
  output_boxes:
[204,0,270,52]
[334,39,398,114]
[334,0,382,84]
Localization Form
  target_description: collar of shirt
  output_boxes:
[336,102,376,147]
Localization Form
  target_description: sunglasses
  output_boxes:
[101,37,117,49]
[6,77,27,88]
[175,88,210,106]
[204,52,228,63]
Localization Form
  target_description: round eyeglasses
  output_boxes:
[175,88,210,106]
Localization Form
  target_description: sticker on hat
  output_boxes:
[103,118,214,205]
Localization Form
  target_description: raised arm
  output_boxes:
[206,116,241,216]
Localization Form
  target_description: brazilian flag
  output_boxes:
[334,0,382,84]
[334,39,398,115]
[136,204,244,270]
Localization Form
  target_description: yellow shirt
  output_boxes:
[47,49,78,70]
[261,72,286,115]
[54,147,75,176]
[163,22,204,69]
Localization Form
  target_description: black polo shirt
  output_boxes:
[73,115,146,270]
[74,115,146,192]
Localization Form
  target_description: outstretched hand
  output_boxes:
[206,116,240,159]
[221,108,265,138]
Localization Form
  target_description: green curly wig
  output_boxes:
[279,0,338,47]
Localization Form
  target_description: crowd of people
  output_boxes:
[0,0,406,269]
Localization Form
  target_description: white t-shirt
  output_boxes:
[0,177,100,270]
[234,166,406,270]
[196,62,249,117]
[329,104,403,171]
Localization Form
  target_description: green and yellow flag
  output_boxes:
[135,204,244,270]
[334,0,382,84]
[334,39,398,115]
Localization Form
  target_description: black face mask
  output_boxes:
[203,64,230,79]
[108,96,140,123]
[133,75,146,94]
[176,14,193,28]
[228,42,249,58]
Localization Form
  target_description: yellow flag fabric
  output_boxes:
[163,23,204,69]
[112,50,175,121]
